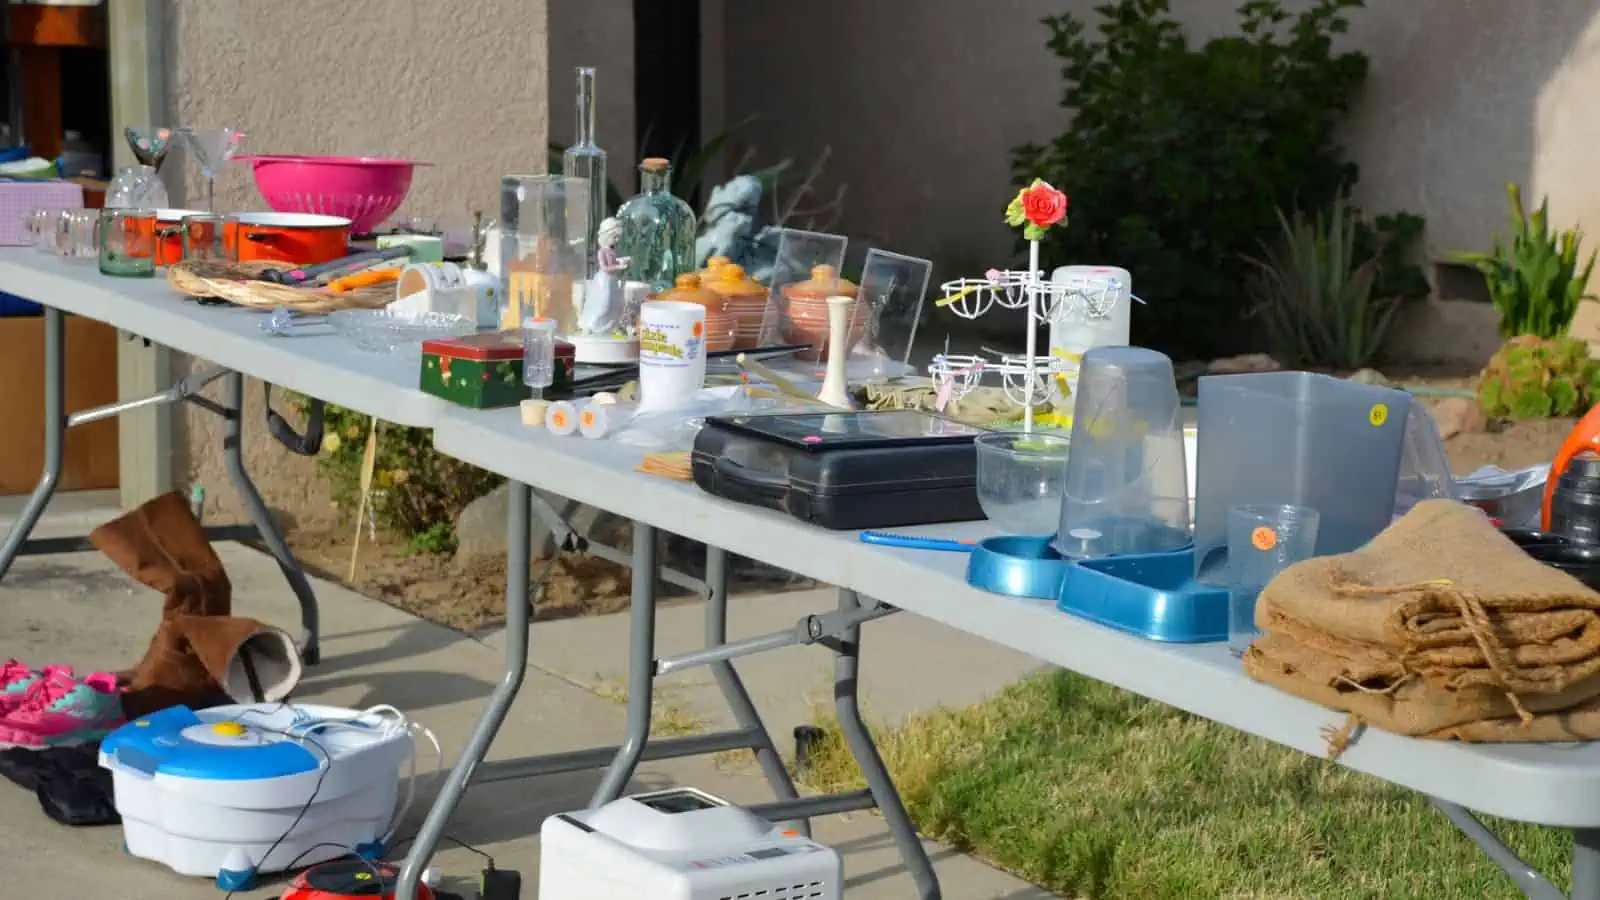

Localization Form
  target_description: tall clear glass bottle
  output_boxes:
[616,158,697,293]
[562,67,607,278]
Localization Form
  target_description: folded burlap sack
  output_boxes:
[1242,629,1600,738]
[1258,500,1600,652]
[1257,601,1600,694]
[1243,499,1600,749]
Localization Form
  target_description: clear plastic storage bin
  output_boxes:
[1194,371,1412,585]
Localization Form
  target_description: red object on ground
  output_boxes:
[279,860,432,900]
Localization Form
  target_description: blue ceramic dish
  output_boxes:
[965,535,1073,600]
[1055,546,1228,642]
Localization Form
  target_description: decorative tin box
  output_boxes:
[420,330,574,409]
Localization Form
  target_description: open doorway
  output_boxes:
[0,0,119,495]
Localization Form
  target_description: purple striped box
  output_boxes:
[0,179,84,246]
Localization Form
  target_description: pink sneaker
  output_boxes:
[0,672,123,749]
[0,660,74,712]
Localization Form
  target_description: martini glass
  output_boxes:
[177,127,246,212]
[123,125,173,170]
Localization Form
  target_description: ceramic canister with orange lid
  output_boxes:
[706,263,769,348]
[698,254,732,281]
[782,264,864,359]
[654,273,735,351]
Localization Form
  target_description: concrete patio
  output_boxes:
[0,498,1051,899]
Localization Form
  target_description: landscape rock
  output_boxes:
[1429,396,1486,441]
[453,482,625,567]
[1346,368,1390,386]
[1208,353,1281,375]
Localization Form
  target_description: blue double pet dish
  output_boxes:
[965,536,1227,643]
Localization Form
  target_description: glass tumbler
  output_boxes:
[1226,503,1320,653]
[22,208,55,250]
[56,210,99,259]
[98,208,158,277]
[181,213,232,261]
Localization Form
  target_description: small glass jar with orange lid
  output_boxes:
[705,263,769,348]
[781,264,863,360]
[653,273,735,351]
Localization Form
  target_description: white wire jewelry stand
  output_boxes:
[927,240,1075,433]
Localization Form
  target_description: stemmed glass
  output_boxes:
[123,126,173,170]
[176,127,246,212]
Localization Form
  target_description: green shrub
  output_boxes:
[1246,197,1426,369]
[1477,335,1600,421]
[1012,0,1371,358]
[1453,183,1597,340]
[309,402,502,553]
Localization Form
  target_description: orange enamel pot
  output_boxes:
[152,208,208,266]
[226,212,352,265]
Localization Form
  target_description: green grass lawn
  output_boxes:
[801,670,1569,899]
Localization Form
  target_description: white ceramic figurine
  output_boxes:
[578,216,630,335]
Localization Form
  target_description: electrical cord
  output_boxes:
[211,703,443,898]
[388,833,496,868]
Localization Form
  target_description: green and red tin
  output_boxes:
[419,330,575,409]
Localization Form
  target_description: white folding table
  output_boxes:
[415,401,1600,900]
[0,249,451,662]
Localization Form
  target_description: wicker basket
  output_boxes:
[166,260,394,314]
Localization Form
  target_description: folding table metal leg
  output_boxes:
[396,480,534,900]
[703,546,808,836]
[219,372,321,663]
[1429,798,1565,899]
[1573,829,1600,900]
[0,305,65,581]
[835,587,942,900]
[591,520,658,806]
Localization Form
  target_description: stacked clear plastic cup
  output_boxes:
[1226,503,1320,654]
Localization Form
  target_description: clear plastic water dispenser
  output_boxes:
[1055,346,1191,558]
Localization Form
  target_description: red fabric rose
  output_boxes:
[1021,184,1068,229]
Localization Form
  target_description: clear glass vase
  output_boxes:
[104,165,169,209]
[616,158,696,294]
[562,67,607,279]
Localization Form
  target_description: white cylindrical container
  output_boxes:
[1048,266,1133,376]
[636,300,708,412]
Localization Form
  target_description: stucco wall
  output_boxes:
[719,0,1600,362]
[548,0,633,188]
[163,0,548,527]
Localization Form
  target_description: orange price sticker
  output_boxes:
[581,410,596,427]
[1251,526,1278,552]
[551,411,568,429]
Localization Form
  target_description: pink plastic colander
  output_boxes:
[239,155,432,235]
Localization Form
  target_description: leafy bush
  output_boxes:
[1246,198,1426,369]
[1012,0,1371,358]
[1453,183,1597,340]
[1477,335,1600,421]
[310,402,502,554]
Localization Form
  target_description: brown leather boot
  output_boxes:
[90,491,231,619]
[120,614,303,719]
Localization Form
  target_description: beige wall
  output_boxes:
[162,0,548,526]
[549,0,634,187]
[718,0,1600,359]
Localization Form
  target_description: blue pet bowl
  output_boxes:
[1055,546,1227,642]
[966,535,1074,600]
